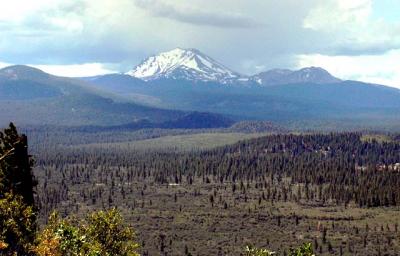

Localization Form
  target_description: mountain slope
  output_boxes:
[126,48,241,83]
[82,74,163,106]
[86,71,400,130]
[0,65,63,100]
[264,81,400,109]
[0,65,185,126]
[83,73,147,93]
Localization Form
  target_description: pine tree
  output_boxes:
[0,123,37,255]
[0,123,36,206]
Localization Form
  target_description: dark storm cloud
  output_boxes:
[0,0,365,72]
[330,43,400,56]
[133,0,262,28]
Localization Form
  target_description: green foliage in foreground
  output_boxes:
[288,243,314,256]
[245,243,314,256]
[245,245,276,255]
[35,209,139,256]
[0,193,36,255]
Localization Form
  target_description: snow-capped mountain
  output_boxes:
[252,67,341,86]
[126,48,242,83]
[125,48,342,86]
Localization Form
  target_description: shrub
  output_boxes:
[35,209,139,256]
[0,193,36,255]
[245,243,314,256]
[244,245,275,256]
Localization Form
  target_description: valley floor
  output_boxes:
[30,129,400,255]
[35,173,400,255]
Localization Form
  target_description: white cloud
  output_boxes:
[304,0,372,30]
[0,0,56,22]
[0,61,12,69]
[296,49,400,89]
[303,0,400,55]
[32,63,117,77]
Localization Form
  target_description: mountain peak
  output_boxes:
[126,48,241,83]
[253,66,341,86]
[297,66,333,76]
[291,66,341,84]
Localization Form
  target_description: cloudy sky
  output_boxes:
[1,0,400,88]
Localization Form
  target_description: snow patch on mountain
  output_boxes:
[126,48,241,83]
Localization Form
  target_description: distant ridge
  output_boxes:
[59,112,235,132]
[252,67,341,86]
